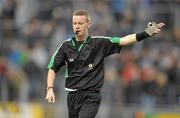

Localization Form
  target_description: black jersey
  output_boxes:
[48,35,121,92]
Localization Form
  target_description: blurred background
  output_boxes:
[0,0,180,118]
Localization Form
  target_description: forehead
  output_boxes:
[73,15,88,22]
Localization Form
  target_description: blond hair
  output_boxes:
[73,10,91,22]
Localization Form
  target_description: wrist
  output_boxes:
[46,86,54,91]
[136,32,150,42]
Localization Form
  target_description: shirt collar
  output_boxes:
[72,35,91,44]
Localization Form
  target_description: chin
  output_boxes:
[77,34,82,37]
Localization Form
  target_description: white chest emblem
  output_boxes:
[88,64,94,70]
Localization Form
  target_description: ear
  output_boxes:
[87,21,91,28]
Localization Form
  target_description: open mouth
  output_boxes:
[75,31,80,34]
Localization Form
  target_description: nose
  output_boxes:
[75,24,80,29]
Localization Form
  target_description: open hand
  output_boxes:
[145,22,165,36]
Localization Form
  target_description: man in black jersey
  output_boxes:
[45,10,165,118]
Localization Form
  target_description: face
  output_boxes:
[72,15,91,39]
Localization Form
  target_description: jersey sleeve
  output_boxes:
[47,44,66,73]
[101,36,122,57]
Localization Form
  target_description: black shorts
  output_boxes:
[67,90,101,118]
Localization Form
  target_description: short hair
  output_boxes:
[73,10,91,22]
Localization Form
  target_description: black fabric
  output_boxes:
[74,39,84,49]
[52,46,66,73]
[49,36,121,91]
[136,31,150,41]
[67,90,101,118]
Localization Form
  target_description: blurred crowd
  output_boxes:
[0,0,180,108]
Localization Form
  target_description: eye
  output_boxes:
[79,22,84,25]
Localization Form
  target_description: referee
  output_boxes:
[45,10,165,118]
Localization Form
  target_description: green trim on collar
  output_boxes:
[72,38,75,46]
[85,36,91,43]
[71,36,91,52]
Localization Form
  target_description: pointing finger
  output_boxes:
[157,23,165,28]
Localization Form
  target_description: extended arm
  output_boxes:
[119,22,165,46]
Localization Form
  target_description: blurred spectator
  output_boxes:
[0,57,28,102]
[173,2,180,43]
[29,41,48,69]
[119,51,142,104]
[0,0,17,38]
[155,72,168,104]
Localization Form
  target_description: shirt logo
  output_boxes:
[68,58,74,62]
[88,64,94,70]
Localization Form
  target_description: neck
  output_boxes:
[76,33,88,41]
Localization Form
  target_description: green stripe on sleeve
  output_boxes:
[110,37,121,43]
[47,46,61,69]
